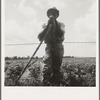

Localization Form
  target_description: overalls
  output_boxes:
[38,21,65,86]
[43,27,64,86]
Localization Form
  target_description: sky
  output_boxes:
[4,0,98,57]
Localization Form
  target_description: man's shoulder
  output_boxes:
[58,22,65,31]
[58,22,65,27]
[42,23,47,29]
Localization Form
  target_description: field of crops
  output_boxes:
[5,57,96,86]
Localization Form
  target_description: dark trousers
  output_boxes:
[43,44,64,86]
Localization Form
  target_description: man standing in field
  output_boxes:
[38,7,65,86]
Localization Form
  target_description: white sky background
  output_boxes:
[5,0,97,57]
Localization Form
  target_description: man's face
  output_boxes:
[49,13,57,19]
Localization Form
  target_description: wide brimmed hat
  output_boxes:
[47,7,59,18]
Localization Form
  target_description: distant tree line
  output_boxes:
[5,56,74,60]
[5,56,39,60]
[63,56,74,58]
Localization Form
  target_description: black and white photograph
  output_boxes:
[4,0,98,87]
[2,0,99,100]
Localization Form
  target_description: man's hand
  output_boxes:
[48,17,55,25]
